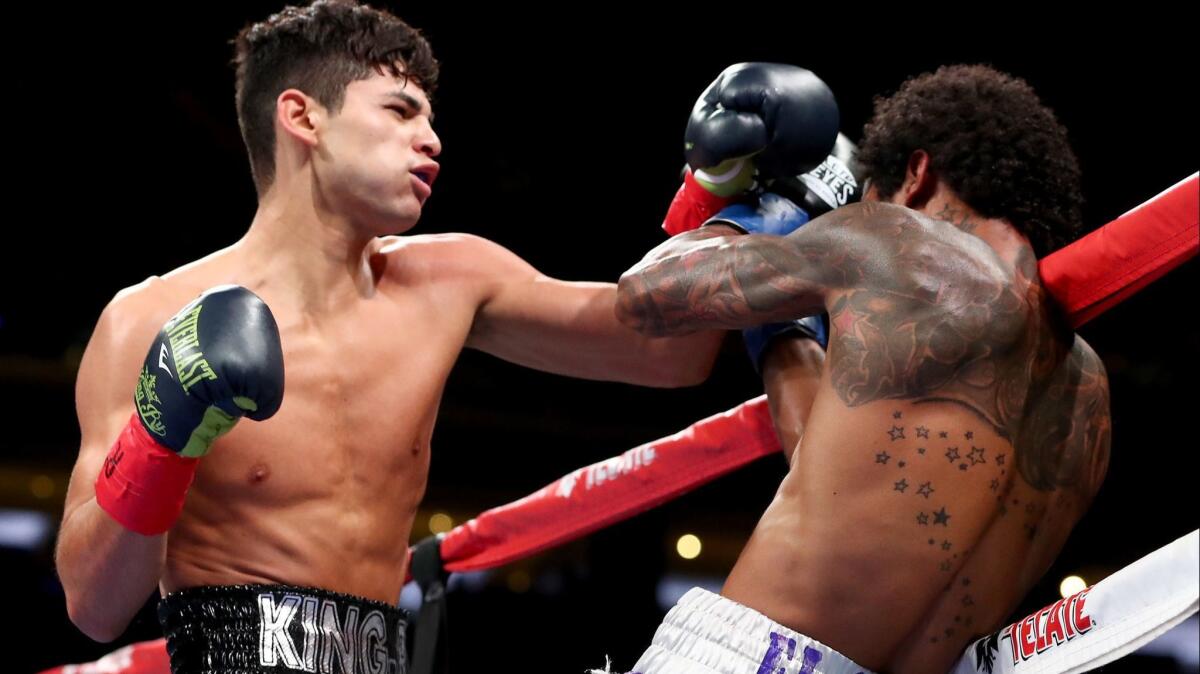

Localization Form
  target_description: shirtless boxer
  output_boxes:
[616,64,1111,673]
[52,2,749,671]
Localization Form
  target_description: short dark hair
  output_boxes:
[233,0,439,194]
[858,65,1083,257]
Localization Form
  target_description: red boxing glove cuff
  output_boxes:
[94,412,199,536]
[662,170,736,236]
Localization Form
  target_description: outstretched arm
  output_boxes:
[462,235,724,387]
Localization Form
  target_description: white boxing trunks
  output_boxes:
[628,588,872,674]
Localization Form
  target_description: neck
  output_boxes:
[923,191,1031,268]
[234,179,380,314]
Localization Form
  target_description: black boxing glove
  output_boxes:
[685,62,840,198]
[768,133,865,216]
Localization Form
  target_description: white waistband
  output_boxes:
[952,529,1199,674]
[630,588,871,674]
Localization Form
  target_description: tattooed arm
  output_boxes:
[1015,337,1111,495]
[616,202,902,336]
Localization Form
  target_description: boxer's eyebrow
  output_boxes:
[385,90,434,122]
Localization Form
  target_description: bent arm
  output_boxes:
[56,292,169,642]
[615,203,896,336]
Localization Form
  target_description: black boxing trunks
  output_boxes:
[158,584,408,674]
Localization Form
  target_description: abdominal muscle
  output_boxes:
[160,347,446,606]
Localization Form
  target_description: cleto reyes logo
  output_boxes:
[799,156,858,209]
[999,586,1095,666]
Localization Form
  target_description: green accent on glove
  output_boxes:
[135,366,167,437]
[180,406,239,458]
[692,156,755,197]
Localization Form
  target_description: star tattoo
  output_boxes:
[917,512,929,525]
[917,447,926,455]
[893,411,902,419]
[964,431,974,440]
[968,446,986,465]
[894,479,909,493]
[995,454,1006,466]
[888,426,906,441]
[917,482,934,499]
[941,540,952,551]
[875,451,891,465]
[933,507,951,526]
[945,447,960,463]
[939,431,949,439]
[989,478,1000,491]
[916,426,930,439]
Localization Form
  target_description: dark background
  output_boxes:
[3,5,1196,672]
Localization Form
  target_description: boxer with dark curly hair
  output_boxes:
[618,64,1109,674]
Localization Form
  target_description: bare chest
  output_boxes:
[191,292,471,503]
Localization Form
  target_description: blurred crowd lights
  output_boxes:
[428,512,454,534]
[30,475,56,499]
[676,534,702,560]
[1059,575,1087,598]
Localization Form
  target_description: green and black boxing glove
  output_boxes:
[96,285,284,535]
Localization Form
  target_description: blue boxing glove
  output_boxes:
[709,137,866,373]
[703,191,827,372]
[703,191,811,235]
[743,316,828,373]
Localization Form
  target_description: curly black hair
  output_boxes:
[858,65,1082,257]
[233,0,439,195]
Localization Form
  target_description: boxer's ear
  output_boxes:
[896,150,937,210]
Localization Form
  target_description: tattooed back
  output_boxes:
[720,203,1112,672]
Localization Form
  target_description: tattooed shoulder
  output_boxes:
[825,209,1027,420]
